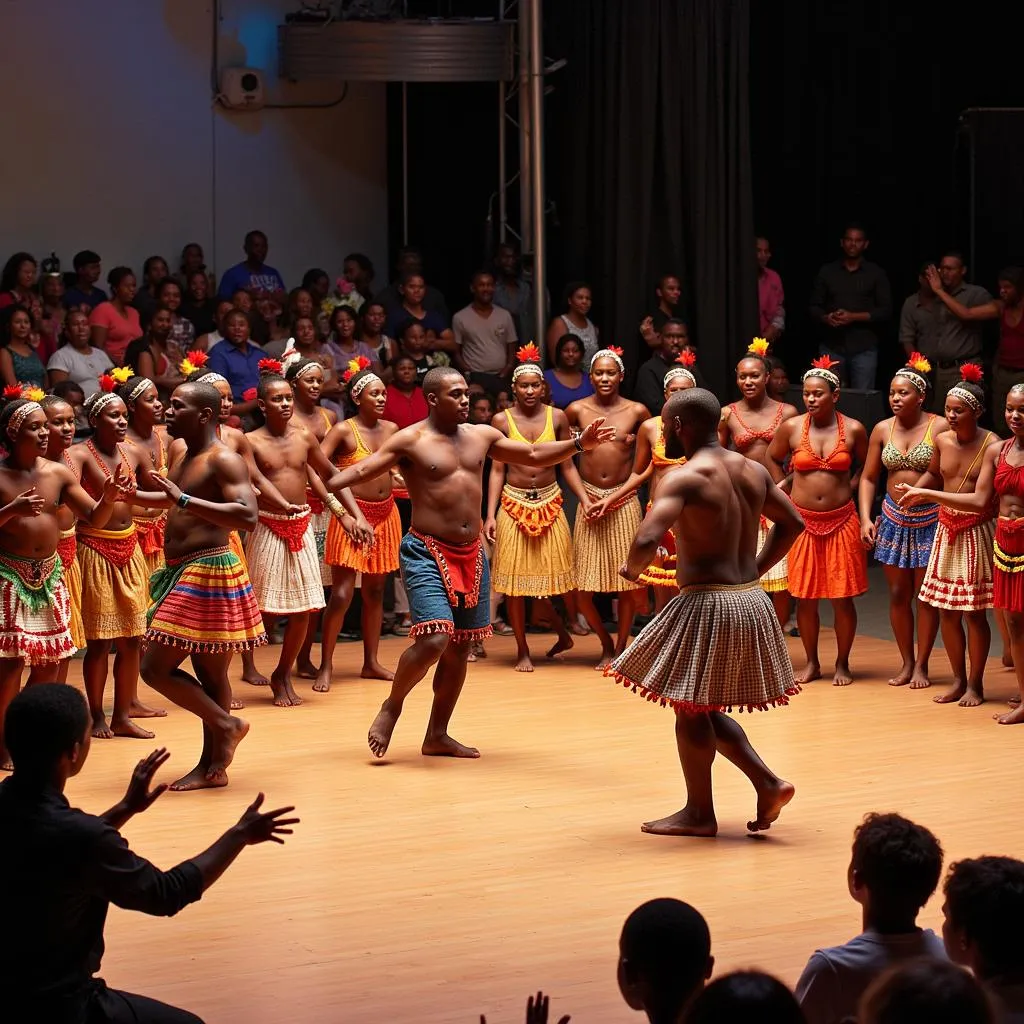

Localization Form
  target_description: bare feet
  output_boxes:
[169,764,227,792]
[546,635,574,659]
[0,754,12,772]
[569,620,590,636]
[129,700,166,719]
[934,680,967,704]
[230,696,245,710]
[514,652,535,673]
[218,716,250,771]
[793,661,821,685]
[422,733,481,758]
[312,669,332,693]
[995,704,1024,724]
[640,808,718,838]
[243,669,269,687]
[91,714,114,739]
[361,660,395,681]
[294,658,318,680]
[594,651,614,671]
[958,687,984,708]
[888,662,913,687]
[748,779,795,833]
[833,663,853,687]
[270,674,303,707]
[909,665,932,690]
[368,701,400,758]
[111,717,156,740]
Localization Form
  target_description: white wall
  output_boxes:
[0,0,388,289]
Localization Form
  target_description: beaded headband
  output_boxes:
[663,366,696,388]
[512,342,544,383]
[196,372,227,386]
[1010,383,1024,396]
[946,363,984,414]
[8,401,42,438]
[350,372,383,400]
[128,377,155,405]
[590,347,625,373]
[802,355,841,391]
[893,353,931,396]
[87,392,121,422]
[292,361,322,381]
[947,386,983,414]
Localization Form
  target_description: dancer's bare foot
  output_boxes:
[514,652,534,673]
[270,674,302,707]
[995,704,1024,724]
[909,665,932,690]
[934,680,967,704]
[958,686,984,708]
[888,661,913,687]
[243,668,270,687]
[230,696,245,710]
[218,716,250,771]
[169,764,227,792]
[91,714,113,739]
[111,717,156,740]
[422,733,480,758]
[129,700,166,719]
[594,650,614,671]
[361,660,395,681]
[640,808,718,838]
[546,635,574,659]
[793,661,821,685]
[312,668,331,693]
[1009,695,1022,706]
[748,779,795,833]
[569,620,590,637]
[833,662,853,687]
[368,701,400,758]
[294,658,318,679]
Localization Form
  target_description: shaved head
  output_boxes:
[664,387,721,434]
[423,366,466,398]
[176,381,221,417]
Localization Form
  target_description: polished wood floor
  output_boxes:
[63,629,1022,1023]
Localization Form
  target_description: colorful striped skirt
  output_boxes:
[874,494,938,570]
[0,549,75,665]
[919,508,994,612]
[146,546,267,653]
[994,516,1024,612]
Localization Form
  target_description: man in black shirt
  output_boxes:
[634,320,705,416]
[0,685,299,1024]
[808,223,892,390]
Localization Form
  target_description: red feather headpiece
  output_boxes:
[516,342,541,364]
[98,373,117,393]
[811,355,839,372]
[2,384,23,400]
[607,345,624,357]
[257,358,284,377]
[242,387,258,402]
[342,355,372,384]
[676,350,697,367]
[959,362,984,383]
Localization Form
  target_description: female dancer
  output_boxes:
[316,365,401,691]
[117,370,169,576]
[720,339,799,623]
[897,365,1000,707]
[768,356,869,685]
[859,355,948,688]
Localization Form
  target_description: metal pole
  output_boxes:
[402,82,409,246]
[518,0,533,253]
[528,0,546,351]
[498,81,507,243]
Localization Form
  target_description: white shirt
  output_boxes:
[46,346,114,398]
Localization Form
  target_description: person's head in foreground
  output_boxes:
[662,387,721,460]
[943,855,1024,984]
[858,958,995,1024]
[849,812,944,929]
[5,684,91,785]
[682,970,805,1024]
[618,898,713,1024]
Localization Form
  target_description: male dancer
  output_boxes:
[607,388,803,837]
[140,381,267,790]
[330,367,615,759]
[567,348,650,668]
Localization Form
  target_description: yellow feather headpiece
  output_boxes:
[110,366,134,384]
[748,337,770,357]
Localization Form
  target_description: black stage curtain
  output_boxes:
[547,0,756,395]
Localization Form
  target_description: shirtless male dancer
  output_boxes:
[607,388,804,837]
[140,382,267,790]
[567,348,650,668]
[330,367,615,759]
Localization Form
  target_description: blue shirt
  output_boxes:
[207,339,263,400]
[217,262,286,299]
[544,368,594,410]
[385,307,448,341]
[63,286,106,311]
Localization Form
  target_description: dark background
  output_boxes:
[388,1,1024,396]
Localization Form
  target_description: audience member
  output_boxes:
[766,356,791,402]
[359,299,396,366]
[375,246,448,320]
[52,378,90,434]
[0,684,299,1024]
[795,813,945,1024]
[38,265,67,352]
[493,241,541,348]
[544,333,594,409]
[684,971,805,1024]
[155,277,196,355]
[858,958,996,1024]
[757,236,786,345]
[217,229,286,299]
[47,308,113,396]
[618,898,713,1024]
[384,271,453,348]
[1,305,48,388]
[326,304,376,372]
[643,273,684,342]
[0,251,38,310]
[546,281,599,365]
[343,251,376,306]
[196,297,235,353]
[132,255,170,325]
[634,319,693,416]
[395,318,450,384]
[383,353,428,428]
[453,269,518,394]
[180,268,218,336]
[176,241,212,290]
[89,267,141,365]
[64,250,107,311]
[470,391,496,424]
[943,855,1024,1021]
[124,306,184,401]
[808,223,892,390]
[207,308,263,419]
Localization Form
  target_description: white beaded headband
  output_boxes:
[196,372,227,386]
[512,362,544,383]
[8,401,42,436]
[663,366,696,388]
[590,349,625,373]
[87,392,122,422]
[350,372,383,399]
[947,385,982,414]
[893,368,928,396]
[128,377,155,404]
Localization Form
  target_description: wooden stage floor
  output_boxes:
[62,629,1021,1023]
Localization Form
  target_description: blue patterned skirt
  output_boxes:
[874,493,938,569]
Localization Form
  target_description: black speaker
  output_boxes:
[784,387,888,433]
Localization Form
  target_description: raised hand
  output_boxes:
[639,316,657,344]
[924,264,943,293]
[480,990,570,1024]
[234,793,300,846]
[579,418,616,450]
[148,472,181,504]
[101,464,131,503]
[121,747,171,815]
[7,486,44,518]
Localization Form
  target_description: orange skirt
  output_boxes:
[324,497,401,575]
[788,500,867,599]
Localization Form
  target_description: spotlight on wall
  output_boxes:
[218,68,266,111]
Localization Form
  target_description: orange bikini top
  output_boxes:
[651,420,686,467]
[334,418,373,468]
[728,401,785,452]
[791,413,852,473]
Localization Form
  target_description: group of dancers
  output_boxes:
[2,331,1024,830]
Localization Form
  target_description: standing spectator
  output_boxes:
[89,267,141,365]
[453,270,518,395]
[47,309,113,397]
[647,273,685,337]
[63,250,106,311]
[898,265,942,361]
[0,252,37,310]
[1,306,48,388]
[132,255,169,325]
[383,273,453,350]
[544,333,594,410]
[545,281,599,365]
[155,278,195,358]
[179,269,218,337]
[493,242,541,348]
[634,320,700,416]
[217,230,286,299]
[375,246,448,320]
[757,236,786,346]
[808,223,892,389]
[207,307,263,421]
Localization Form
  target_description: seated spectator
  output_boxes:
[132,255,169,325]
[176,242,214,293]
[217,229,285,299]
[125,306,185,402]
[0,251,38,310]
[453,269,518,396]
[943,855,1024,1021]
[301,267,334,335]
[795,813,946,1024]
[47,309,113,397]
[384,272,454,349]
[683,971,805,1024]
[1,305,48,388]
[196,298,236,353]
[63,250,107,311]
[89,267,141,365]
[546,281,599,365]
[544,332,594,409]
[343,251,376,305]
[52,379,90,435]
[766,356,791,402]
[376,246,447,320]
[383,353,428,429]
[470,391,496,424]
[634,319,697,416]
[395,318,449,384]
[859,958,996,1024]
[326,304,376,372]
[0,684,298,1024]
[618,898,713,1024]
[207,307,263,421]
[38,267,67,354]
[179,269,218,337]
[359,300,396,367]
[155,277,195,356]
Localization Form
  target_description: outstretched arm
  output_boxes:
[621,476,686,581]
[149,450,259,531]
[926,266,1000,321]
[758,470,805,577]
[488,418,615,467]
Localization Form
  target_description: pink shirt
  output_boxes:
[89,302,141,365]
[758,267,785,335]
